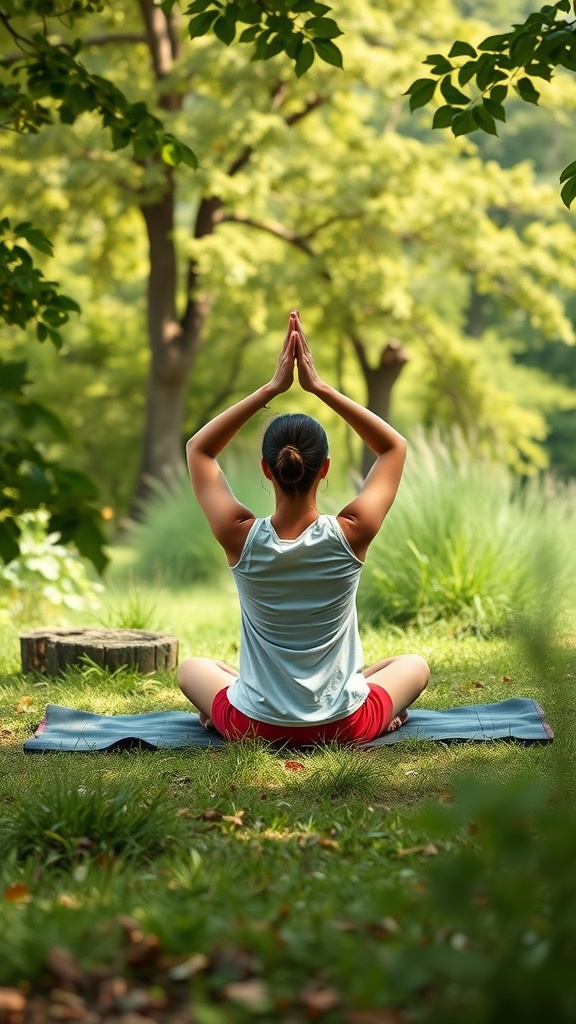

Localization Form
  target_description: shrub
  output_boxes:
[358,433,576,632]
[129,462,271,587]
[0,510,103,626]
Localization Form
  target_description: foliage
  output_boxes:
[0,577,573,1014]
[128,463,271,586]
[0,358,108,572]
[406,0,576,205]
[0,772,186,866]
[0,217,79,347]
[358,431,576,631]
[128,470,226,586]
[0,509,103,625]
[167,0,344,75]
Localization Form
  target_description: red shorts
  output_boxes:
[210,683,394,746]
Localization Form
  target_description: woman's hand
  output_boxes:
[294,312,324,394]
[269,311,297,395]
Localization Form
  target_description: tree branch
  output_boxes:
[219,213,317,258]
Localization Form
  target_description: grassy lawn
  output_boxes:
[0,580,575,1022]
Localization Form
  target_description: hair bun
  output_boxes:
[276,444,305,483]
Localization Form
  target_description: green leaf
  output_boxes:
[312,37,343,68]
[295,41,314,77]
[304,16,342,39]
[476,55,498,91]
[490,84,508,102]
[178,144,198,169]
[510,32,536,66]
[432,105,456,129]
[72,517,108,575]
[560,173,576,209]
[236,0,261,23]
[478,33,510,52]
[448,40,477,58]
[483,98,506,122]
[515,76,540,104]
[406,78,437,111]
[239,24,259,42]
[188,10,218,37]
[0,519,20,565]
[458,60,478,86]
[473,103,498,135]
[263,33,284,59]
[559,158,576,184]
[20,228,54,256]
[213,14,236,44]
[423,53,453,75]
[452,109,477,136]
[440,78,470,105]
[185,0,214,12]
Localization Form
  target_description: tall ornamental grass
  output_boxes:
[358,433,576,632]
[128,460,272,586]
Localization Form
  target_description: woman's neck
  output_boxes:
[270,495,319,540]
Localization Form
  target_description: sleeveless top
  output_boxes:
[226,514,369,726]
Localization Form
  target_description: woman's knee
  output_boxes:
[177,656,207,692]
[409,654,430,692]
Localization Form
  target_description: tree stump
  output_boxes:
[20,628,179,676]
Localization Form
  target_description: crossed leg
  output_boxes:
[362,654,430,733]
[177,652,430,735]
[177,657,238,729]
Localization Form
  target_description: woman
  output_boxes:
[178,311,429,744]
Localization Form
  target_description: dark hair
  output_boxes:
[262,413,329,496]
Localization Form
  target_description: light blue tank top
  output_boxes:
[226,515,369,726]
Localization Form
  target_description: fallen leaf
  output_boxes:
[469,681,484,690]
[200,808,222,822]
[300,982,340,1017]
[15,697,34,714]
[397,844,438,858]
[346,1009,405,1024]
[44,947,87,987]
[284,760,305,772]
[437,788,453,804]
[3,883,31,903]
[317,837,339,850]
[502,675,512,683]
[168,953,210,981]
[222,810,245,827]
[0,987,26,1023]
[222,979,270,1011]
[58,894,81,909]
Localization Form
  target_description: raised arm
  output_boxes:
[294,314,407,560]
[186,314,297,564]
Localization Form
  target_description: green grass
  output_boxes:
[0,579,575,1021]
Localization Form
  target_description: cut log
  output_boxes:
[20,628,179,676]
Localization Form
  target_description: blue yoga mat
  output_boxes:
[24,697,553,752]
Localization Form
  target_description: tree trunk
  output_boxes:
[357,339,410,477]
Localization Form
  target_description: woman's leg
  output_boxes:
[177,658,238,727]
[363,654,429,731]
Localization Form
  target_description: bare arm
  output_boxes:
[186,314,297,562]
[294,315,407,559]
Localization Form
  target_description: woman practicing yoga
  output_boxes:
[178,311,429,743]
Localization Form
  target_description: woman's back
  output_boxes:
[226,515,369,725]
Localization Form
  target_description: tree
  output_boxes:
[0,0,343,560]
[9,0,576,492]
[405,0,576,206]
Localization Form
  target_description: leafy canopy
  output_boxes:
[0,0,342,570]
[405,0,576,207]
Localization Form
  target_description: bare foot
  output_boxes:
[386,709,409,733]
